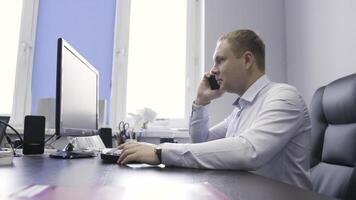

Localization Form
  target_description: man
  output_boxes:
[118,29,312,190]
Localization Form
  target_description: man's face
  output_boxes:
[211,40,248,95]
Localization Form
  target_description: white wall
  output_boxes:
[285,0,356,106]
[204,0,287,125]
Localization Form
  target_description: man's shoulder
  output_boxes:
[269,82,297,91]
[266,82,299,95]
[263,82,304,104]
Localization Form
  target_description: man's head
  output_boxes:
[211,29,265,95]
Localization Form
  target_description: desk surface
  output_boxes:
[0,154,334,200]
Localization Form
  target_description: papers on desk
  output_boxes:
[9,185,50,198]
[125,163,165,169]
[0,150,13,165]
[5,183,230,200]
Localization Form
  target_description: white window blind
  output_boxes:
[126,0,187,119]
[0,1,23,115]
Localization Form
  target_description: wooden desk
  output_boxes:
[0,154,334,200]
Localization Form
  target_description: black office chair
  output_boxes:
[310,73,356,200]
[345,167,356,200]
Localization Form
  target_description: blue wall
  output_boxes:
[32,0,116,116]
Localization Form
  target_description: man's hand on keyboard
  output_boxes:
[117,141,159,165]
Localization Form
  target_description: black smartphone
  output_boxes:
[208,75,220,90]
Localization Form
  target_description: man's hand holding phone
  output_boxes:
[195,73,224,106]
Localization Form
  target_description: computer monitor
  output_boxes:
[50,38,99,159]
[55,38,99,138]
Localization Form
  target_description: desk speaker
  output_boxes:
[23,115,45,155]
[99,128,112,148]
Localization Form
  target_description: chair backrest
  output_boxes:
[345,167,356,200]
[310,73,356,199]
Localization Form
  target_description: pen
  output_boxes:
[129,128,135,140]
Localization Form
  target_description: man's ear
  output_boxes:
[242,51,254,69]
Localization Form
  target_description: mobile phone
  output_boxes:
[208,75,220,90]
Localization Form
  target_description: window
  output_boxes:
[0,1,23,115]
[111,0,203,128]
[126,0,187,119]
[3,0,39,126]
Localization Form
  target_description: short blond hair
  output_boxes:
[219,29,265,71]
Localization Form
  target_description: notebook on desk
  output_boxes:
[0,116,10,147]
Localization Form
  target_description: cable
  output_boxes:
[0,120,62,151]
[5,135,17,156]
[44,134,59,149]
[45,133,56,144]
[0,120,23,157]
[0,120,23,143]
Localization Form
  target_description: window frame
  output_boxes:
[10,0,39,127]
[110,0,203,129]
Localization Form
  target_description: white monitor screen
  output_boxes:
[56,38,99,137]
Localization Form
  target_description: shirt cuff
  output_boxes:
[160,143,188,167]
[191,102,209,121]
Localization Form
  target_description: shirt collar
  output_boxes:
[232,75,271,108]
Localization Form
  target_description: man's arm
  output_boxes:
[161,88,308,170]
[189,103,228,143]
[118,87,308,170]
[190,72,226,143]
[118,108,230,165]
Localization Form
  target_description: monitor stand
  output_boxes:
[49,138,95,159]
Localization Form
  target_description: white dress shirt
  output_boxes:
[160,75,312,190]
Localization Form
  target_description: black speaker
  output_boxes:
[99,128,112,148]
[23,115,45,155]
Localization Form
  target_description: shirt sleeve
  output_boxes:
[161,88,306,170]
[189,102,228,143]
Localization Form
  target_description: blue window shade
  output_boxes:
[32,0,116,118]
